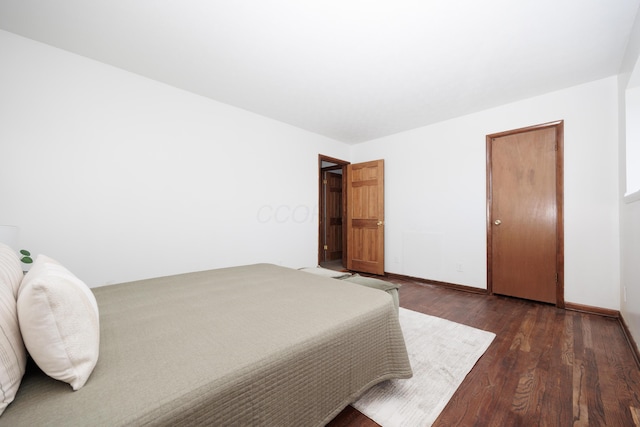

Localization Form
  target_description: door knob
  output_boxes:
[377,220,383,226]
[494,219,502,225]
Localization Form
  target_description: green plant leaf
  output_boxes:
[21,256,33,264]
[19,249,31,256]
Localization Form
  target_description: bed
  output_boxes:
[1,261,412,426]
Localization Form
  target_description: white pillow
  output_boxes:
[17,254,99,390]
[0,243,26,415]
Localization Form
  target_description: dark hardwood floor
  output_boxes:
[327,277,640,426]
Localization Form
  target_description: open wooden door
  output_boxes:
[346,159,385,275]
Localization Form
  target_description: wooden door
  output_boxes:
[487,122,563,305]
[347,159,385,275]
[323,170,343,262]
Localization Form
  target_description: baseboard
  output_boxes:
[384,272,488,295]
[564,302,619,318]
[618,314,640,370]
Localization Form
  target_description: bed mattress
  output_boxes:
[3,263,411,426]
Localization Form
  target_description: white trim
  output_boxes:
[624,189,640,204]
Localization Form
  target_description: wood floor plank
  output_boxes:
[327,279,640,427]
[591,315,640,426]
[573,357,589,425]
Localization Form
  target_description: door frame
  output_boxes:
[318,154,349,267]
[486,120,565,308]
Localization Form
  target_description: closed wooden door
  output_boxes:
[487,122,564,305]
[347,159,385,275]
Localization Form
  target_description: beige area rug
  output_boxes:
[353,308,496,427]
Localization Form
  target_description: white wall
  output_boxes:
[351,77,620,310]
[0,31,349,286]
[618,9,640,351]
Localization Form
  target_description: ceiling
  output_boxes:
[1,1,639,144]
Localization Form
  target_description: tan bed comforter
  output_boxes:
[2,263,411,426]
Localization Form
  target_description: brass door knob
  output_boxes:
[494,219,502,225]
